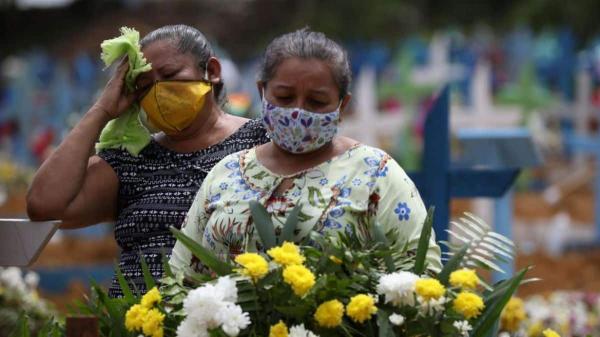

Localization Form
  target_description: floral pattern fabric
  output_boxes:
[170,144,442,275]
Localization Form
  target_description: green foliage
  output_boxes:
[170,227,233,276]
[413,207,434,275]
[96,26,152,156]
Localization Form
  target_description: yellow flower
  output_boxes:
[453,292,485,319]
[141,287,162,309]
[329,255,343,264]
[449,268,480,290]
[314,299,344,328]
[415,278,446,301]
[269,321,289,337]
[235,253,269,281]
[543,328,561,337]
[125,304,148,331]
[142,308,165,337]
[267,242,305,266]
[501,297,526,332]
[528,321,544,337]
[282,264,316,296]
[346,294,377,323]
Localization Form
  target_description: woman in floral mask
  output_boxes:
[27,25,268,297]
[170,28,441,275]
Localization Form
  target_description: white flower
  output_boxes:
[417,296,447,316]
[453,320,472,336]
[289,324,319,337]
[24,272,39,289]
[376,271,419,306]
[498,332,510,337]
[181,279,249,337]
[215,276,238,303]
[0,267,26,293]
[388,313,405,326]
[183,284,227,328]
[176,318,209,337]
[216,303,251,337]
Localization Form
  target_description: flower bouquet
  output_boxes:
[42,204,555,337]
[159,204,532,337]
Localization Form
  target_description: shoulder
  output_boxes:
[204,150,246,180]
[342,144,393,169]
[231,118,269,142]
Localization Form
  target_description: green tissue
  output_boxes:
[95,27,152,156]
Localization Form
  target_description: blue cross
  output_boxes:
[407,86,521,245]
[564,132,600,243]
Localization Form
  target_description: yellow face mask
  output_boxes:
[140,81,212,135]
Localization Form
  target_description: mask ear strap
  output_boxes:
[336,97,344,110]
[204,62,210,82]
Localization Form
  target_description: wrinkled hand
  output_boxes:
[93,58,138,120]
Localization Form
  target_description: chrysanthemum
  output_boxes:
[501,297,526,332]
[267,242,305,266]
[449,268,479,290]
[235,253,269,281]
[415,278,446,301]
[376,271,419,306]
[314,300,344,328]
[346,294,377,323]
[282,265,316,297]
[453,292,485,319]
[269,321,289,337]
[141,287,162,308]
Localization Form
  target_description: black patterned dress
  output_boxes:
[98,119,268,297]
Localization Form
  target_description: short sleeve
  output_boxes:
[372,157,442,273]
[97,148,125,176]
[168,168,213,276]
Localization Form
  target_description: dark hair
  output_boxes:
[258,28,351,98]
[140,24,225,104]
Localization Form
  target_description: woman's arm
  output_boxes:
[169,168,214,276]
[27,61,137,228]
[373,156,442,272]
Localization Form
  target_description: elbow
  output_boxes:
[26,190,63,221]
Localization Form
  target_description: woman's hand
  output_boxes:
[93,58,138,120]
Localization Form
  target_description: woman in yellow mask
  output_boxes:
[26,25,269,297]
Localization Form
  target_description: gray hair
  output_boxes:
[258,28,352,98]
[140,24,225,104]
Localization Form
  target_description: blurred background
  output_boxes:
[2,0,600,335]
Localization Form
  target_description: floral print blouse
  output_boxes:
[169,144,442,275]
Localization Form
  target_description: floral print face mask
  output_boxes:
[261,94,341,154]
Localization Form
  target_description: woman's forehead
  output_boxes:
[142,40,193,65]
[270,57,337,89]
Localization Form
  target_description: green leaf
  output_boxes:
[11,312,29,337]
[471,268,528,337]
[437,244,469,285]
[249,200,277,249]
[280,205,302,243]
[162,249,175,279]
[274,303,313,317]
[115,263,135,302]
[90,280,127,337]
[377,309,394,337]
[139,251,157,291]
[414,206,434,275]
[170,227,233,276]
[371,222,395,272]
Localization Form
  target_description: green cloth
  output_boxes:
[95,27,152,156]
